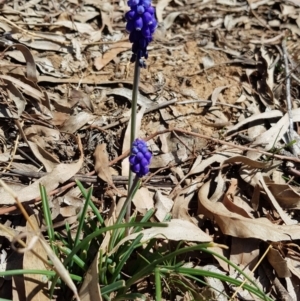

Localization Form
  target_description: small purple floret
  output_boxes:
[125,0,157,67]
[129,139,152,177]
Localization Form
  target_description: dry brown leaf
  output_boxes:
[2,79,26,118]
[172,177,202,224]
[0,75,44,101]
[0,136,83,205]
[229,237,260,273]
[94,144,113,185]
[222,179,253,218]
[267,246,291,278]
[94,42,131,71]
[224,155,269,169]
[23,215,48,301]
[266,181,300,209]
[258,174,295,225]
[27,140,60,172]
[198,180,300,241]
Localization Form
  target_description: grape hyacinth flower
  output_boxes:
[125,0,157,67]
[129,139,152,178]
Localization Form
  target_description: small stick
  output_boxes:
[282,38,296,155]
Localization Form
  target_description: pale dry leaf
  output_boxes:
[3,48,37,81]
[267,246,291,278]
[106,88,153,109]
[188,155,203,176]
[224,15,249,31]
[209,246,230,272]
[261,47,275,92]
[159,132,170,153]
[248,108,300,160]
[133,187,154,214]
[51,20,95,34]
[226,110,283,135]
[39,238,79,301]
[93,144,113,185]
[99,10,114,33]
[110,219,212,255]
[187,149,242,176]
[281,4,297,15]
[60,111,96,133]
[154,191,173,222]
[287,257,300,279]
[150,152,175,168]
[211,85,231,106]
[217,0,237,6]
[246,101,267,139]
[74,11,99,23]
[156,0,172,22]
[286,277,297,301]
[17,38,69,52]
[0,223,20,242]
[172,177,202,224]
[79,250,103,301]
[0,137,83,205]
[285,0,300,7]
[209,172,225,203]
[24,125,60,140]
[200,265,227,301]
[163,12,181,30]
[202,54,214,69]
[0,75,44,101]
[23,215,48,301]
[198,180,300,241]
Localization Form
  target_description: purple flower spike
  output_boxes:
[125,0,157,67]
[129,139,152,178]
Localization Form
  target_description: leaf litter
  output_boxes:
[1,0,300,300]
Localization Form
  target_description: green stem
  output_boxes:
[108,176,140,252]
[126,55,141,223]
[155,267,162,301]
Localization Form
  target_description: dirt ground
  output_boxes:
[1,0,300,300]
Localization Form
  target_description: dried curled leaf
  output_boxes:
[198,181,300,241]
